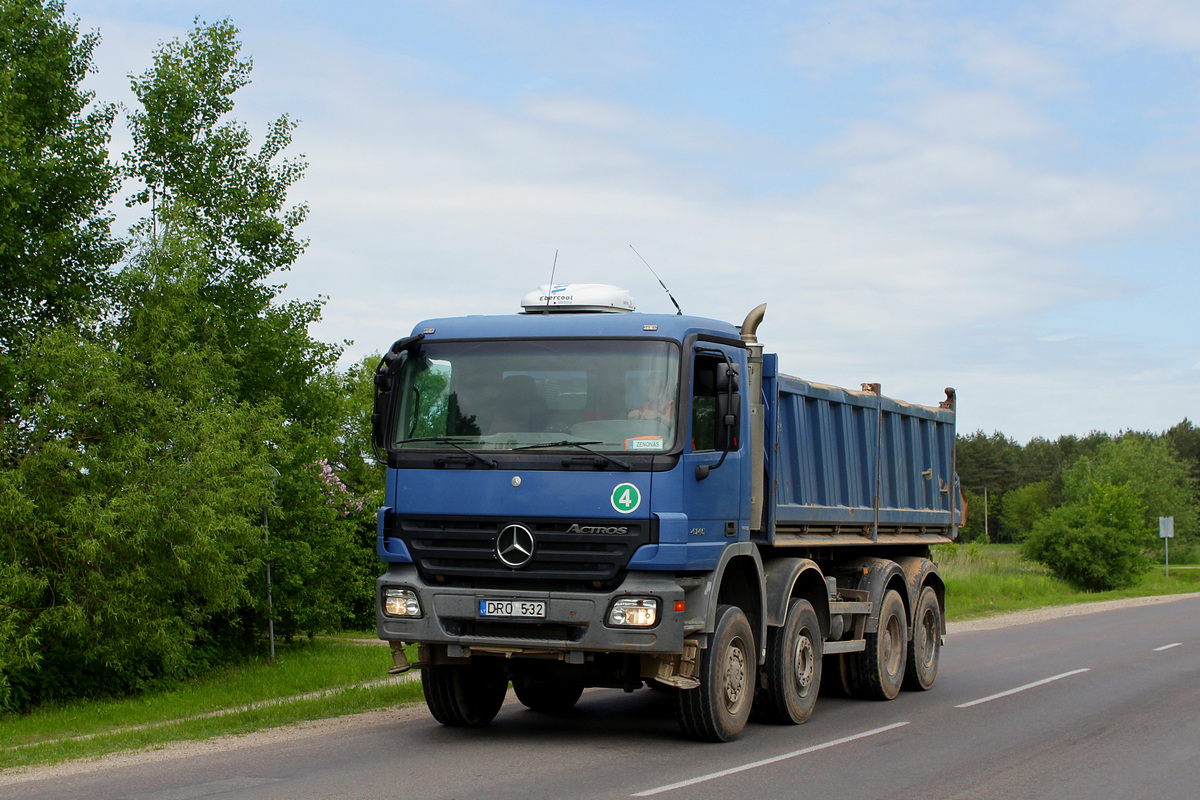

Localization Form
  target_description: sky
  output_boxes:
[64,0,1200,443]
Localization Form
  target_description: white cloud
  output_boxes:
[433,0,660,81]
[952,28,1080,92]
[1058,0,1200,54]
[912,91,1049,142]
[782,1,950,77]
[781,0,1079,101]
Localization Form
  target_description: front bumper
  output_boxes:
[376,565,686,657]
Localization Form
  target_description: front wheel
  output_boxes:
[675,604,756,742]
[904,585,941,691]
[757,599,822,724]
[422,662,508,727]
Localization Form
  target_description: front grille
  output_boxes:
[385,514,655,588]
[442,619,587,642]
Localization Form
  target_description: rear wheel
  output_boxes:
[848,589,907,700]
[513,681,584,713]
[675,605,756,742]
[904,585,941,691]
[422,662,508,727]
[757,599,822,724]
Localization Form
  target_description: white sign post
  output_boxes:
[1159,516,1174,576]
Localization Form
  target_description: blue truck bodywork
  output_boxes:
[769,365,960,542]
[373,294,961,739]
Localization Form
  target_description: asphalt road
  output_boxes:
[7,595,1200,800]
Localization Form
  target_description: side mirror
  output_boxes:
[715,363,739,393]
[371,367,395,452]
[714,362,740,450]
[370,335,423,458]
[714,390,740,451]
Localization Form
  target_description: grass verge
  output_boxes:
[0,634,422,773]
[936,542,1200,620]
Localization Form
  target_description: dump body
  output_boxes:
[765,358,959,547]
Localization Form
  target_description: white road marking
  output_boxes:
[630,722,910,797]
[1154,643,1182,651]
[956,668,1091,709]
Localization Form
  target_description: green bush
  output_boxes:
[1021,481,1152,591]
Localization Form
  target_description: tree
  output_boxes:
[1165,419,1200,489]
[1019,438,1065,486]
[120,18,376,637]
[330,355,387,497]
[957,430,1022,491]
[0,232,281,710]
[1000,481,1051,541]
[1064,435,1198,542]
[0,0,121,391]
[956,430,1023,541]
[1,17,380,712]
[956,487,987,543]
[124,18,338,424]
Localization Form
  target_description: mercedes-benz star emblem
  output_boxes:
[495,524,535,568]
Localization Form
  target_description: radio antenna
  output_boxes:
[630,245,682,315]
[544,250,558,314]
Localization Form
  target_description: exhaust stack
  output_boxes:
[740,304,767,532]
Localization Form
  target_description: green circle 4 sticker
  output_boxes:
[611,483,641,514]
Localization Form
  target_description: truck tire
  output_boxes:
[674,604,756,742]
[422,662,508,727]
[513,681,584,713]
[756,598,822,724]
[848,589,907,700]
[903,585,941,691]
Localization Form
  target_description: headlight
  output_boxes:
[608,597,658,627]
[383,587,422,618]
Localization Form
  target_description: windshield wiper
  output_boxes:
[513,440,631,470]
[395,437,497,469]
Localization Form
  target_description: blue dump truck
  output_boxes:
[372,284,963,741]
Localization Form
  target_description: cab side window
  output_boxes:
[691,353,721,452]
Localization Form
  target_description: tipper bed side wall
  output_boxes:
[764,357,960,546]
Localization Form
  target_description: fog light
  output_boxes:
[383,588,422,618]
[608,597,658,627]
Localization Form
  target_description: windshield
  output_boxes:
[393,339,680,453]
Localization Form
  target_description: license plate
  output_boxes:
[479,599,546,618]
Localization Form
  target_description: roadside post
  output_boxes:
[1159,516,1174,576]
[263,465,281,660]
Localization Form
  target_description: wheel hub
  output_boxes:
[793,634,814,696]
[883,615,903,674]
[919,609,938,668]
[723,638,748,709]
